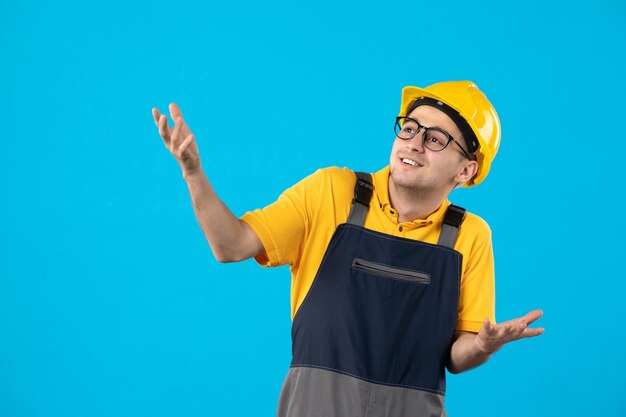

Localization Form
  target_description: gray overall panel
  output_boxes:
[277,367,447,417]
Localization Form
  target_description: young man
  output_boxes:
[153,81,543,417]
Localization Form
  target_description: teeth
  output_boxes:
[402,158,419,166]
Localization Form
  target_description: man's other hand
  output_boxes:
[153,103,200,175]
[475,309,544,354]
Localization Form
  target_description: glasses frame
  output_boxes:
[394,116,473,160]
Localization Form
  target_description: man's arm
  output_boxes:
[153,103,264,263]
[447,309,544,374]
[181,168,264,262]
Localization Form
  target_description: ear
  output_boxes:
[455,160,479,185]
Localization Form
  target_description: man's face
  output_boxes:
[389,105,472,194]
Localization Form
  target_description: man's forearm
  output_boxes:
[447,331,495,374]
[182,167,259,262]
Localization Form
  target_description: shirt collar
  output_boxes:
[372,166,392,208]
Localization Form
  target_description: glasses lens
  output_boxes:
[423,129,449,151]
[395,118,418,140]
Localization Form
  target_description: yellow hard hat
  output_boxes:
[399,81,501,187]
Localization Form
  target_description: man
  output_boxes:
[152,81,544,417]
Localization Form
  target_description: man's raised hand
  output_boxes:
[152,103,201,175]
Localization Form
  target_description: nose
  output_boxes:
[404,131,425,153]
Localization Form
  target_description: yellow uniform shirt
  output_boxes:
[241,166,495,333]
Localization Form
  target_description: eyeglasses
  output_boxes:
[394,116,472,160]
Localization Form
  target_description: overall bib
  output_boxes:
[277,172,465,417]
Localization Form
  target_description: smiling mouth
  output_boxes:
[401,158,423,167]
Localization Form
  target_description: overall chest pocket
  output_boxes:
[351,258,431,284]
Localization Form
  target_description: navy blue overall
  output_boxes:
[277,172,466,417]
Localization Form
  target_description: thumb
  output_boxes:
[483,318,496,336]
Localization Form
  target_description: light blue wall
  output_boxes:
[1,0,624,415]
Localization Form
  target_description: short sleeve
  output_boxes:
[456,215,496,333]
[240,169,325,268]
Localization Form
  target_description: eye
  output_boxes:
[401,121,419,133]
[424,130,449,150]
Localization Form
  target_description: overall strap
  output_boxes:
[437,204,466,248]
[346,172,373,227]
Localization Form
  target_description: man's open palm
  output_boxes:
[475,309,544,354]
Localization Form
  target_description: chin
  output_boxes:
[389,169,423,190]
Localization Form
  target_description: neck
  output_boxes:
[388,180,450,223]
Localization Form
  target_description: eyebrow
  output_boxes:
[406,116,453,137]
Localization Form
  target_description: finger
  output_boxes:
[521,309,543,325]
[521,327,545,338]
[498,322,515,338]
[483,319,496,336]
[178,134,195,154]
[169,102,184,122]
[158,114,171,146]
[488,321,515,341]
[517,320,528,333]
[175,116,186,136]
[152,108,161,126]
[496,319,531,342]
[171,117,183,150]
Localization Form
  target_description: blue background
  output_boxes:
[1,0,625,416]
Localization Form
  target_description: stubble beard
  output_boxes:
[389,165,435,200]
[390,162,458,203]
